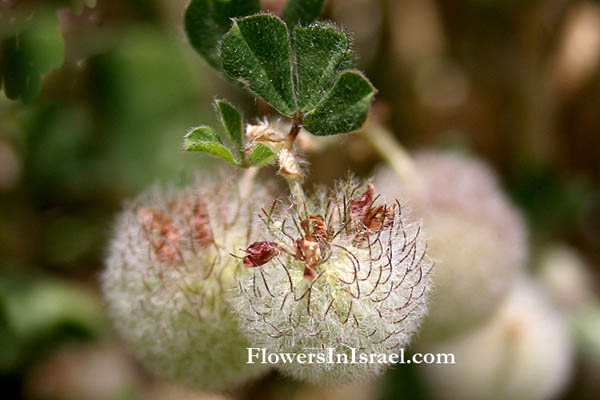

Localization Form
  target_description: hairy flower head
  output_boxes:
[228,179,433,385]
[420,278,574,400]
[537,244,595,312]
[376,152,528,343]
[102,174,271,390]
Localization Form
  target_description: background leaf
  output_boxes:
[216,100,243,149]
[283,0,327,29]
[248,143,277,166]
[303,70,375,136]
[184,126,239,165]
[220,14,297,116]
[0,268,106,372]
[293,24,353,111]
[184,0,260,69]
[0,14,64,103]
[68,0,98,15]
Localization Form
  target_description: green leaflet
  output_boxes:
[184,0,260,69]
[293,24,354,111]
[184,126,239,165]
[303,70,376,136]
[283,0,327,29]
[220,14,297,116]
[216,100,243,149]
[248,143,277,166]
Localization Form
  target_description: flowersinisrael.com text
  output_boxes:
[247,348,455,365]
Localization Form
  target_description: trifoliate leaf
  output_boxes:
[184,0,260,69]
[303,70,375,136]
[220,14,297,116]
[216,100,243,149]
[249,143,277,166]
[283,0,327,29]
[293,24,353,111]
[184,126,239,165]
[185,13,377,138]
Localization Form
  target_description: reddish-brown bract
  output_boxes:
[137,195,215,263]
[349,184,396,238]
[138,207,181,262]
[301,215,330,242]
[242,241,280,268]
[191,201,214,247]
[350,183,375,220]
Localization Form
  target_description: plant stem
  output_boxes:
[227,166,260,229]
[280,113,308,214]
[361,121,423,197]
[239,166,259,201]
[287,118,302,145]
[288,179,307,216]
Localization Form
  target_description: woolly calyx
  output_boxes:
[376,152,528,343]
[102,176,271,390]
[229,179,433,385]
[419,278,574,400]
[244,118,308,181]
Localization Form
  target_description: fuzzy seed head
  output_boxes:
[420,278,574,400]
[376,152,528,343]
[102,176,271,390]
[538,244,595,311]
[228,179,433,385]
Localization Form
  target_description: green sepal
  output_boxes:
[248,142,277,166]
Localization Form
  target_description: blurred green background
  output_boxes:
[0,0,598,399]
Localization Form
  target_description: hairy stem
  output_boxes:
[289,179,307,216]
[280,112,308,214]
[227,166,260,229]
[285,114,303,150]
[288,119,302,146]
[239,166,259,201]
[361,122,423,198]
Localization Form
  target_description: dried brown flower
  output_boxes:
[300,215,330,242]
[242,241,280,268]
[293,238,321,279]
